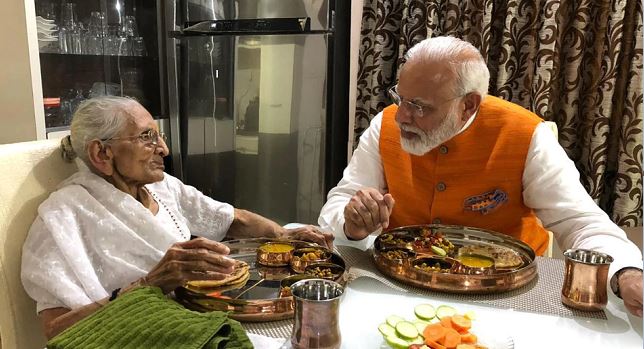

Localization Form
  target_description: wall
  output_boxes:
[0,0,44,144]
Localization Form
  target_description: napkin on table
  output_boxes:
[47,286,253,349]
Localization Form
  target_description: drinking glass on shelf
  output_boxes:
[84,35,103,55]
[120,15,139,37]
[132,37,146,56]
[61,2,78,29]
[58,26,70,53]
[87,11,108,37]
[104,25,121,55]
[71,28,83,54]
[119,37,133,56]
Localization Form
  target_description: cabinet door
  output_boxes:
[35,0,164,138]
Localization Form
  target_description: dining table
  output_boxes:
[242,244,643,349]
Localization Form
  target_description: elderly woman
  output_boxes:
[21,96,333,339]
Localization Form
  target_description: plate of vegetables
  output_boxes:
[378,303,513,349]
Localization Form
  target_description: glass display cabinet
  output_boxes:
[34,0,165,138]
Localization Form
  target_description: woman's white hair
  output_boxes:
[61,96,140,164]
[404,36,490,98]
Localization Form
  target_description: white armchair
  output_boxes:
[0,139,77,349]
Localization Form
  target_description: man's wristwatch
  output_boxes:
[610,267,643,299]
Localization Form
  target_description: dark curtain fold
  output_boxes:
[355,0,643,226]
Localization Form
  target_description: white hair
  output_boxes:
[61,96,140,165]
[404,36,490,98]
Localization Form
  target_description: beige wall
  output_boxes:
[0,0,44,144]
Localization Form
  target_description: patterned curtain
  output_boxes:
[355,0,643,226]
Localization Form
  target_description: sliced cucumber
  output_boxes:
[414,304,436,320]
[435,305,457,319]
[378,323,397,337]
[431,245,447,256]
[386,315,405,328]
[395,321,419,339]
[413,321,428,336]
[410,336,425,345]
[384,334,410,349]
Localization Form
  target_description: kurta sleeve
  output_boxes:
[318,112,387,250]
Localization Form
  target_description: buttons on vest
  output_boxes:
[432,218,441,224]
[436,182,447,192]
[439,145,448,154]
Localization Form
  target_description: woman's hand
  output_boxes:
[281,225,335,249]
[143,237,236,294]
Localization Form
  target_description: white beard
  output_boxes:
[399,110,461,156]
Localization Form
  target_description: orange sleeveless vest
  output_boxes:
[380,96,549,255]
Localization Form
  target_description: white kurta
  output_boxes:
[318,111,643,280]
[21,171,234,312]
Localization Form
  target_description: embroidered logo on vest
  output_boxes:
[463,189,508,215]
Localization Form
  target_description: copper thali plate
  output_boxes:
[174,238,347,322]
[372,224,537,294]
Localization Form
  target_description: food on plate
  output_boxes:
[412,257,454,273]
[292,247,330,262]
[307,266,335,278]
[257,242,295,266]
[414,304,436,321]
[259,242,295,253]
[290,247,332,273]
[304,262,344,280]
[458,244,523,269]
[413,230,455,256]
[456,254,494,268]
[379,303,489,349]
[379,233,416,249]
[383,248,416,260]
[185,260,250,289]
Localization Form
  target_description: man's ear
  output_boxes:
[461,92,482,121]
[87,140,114,176]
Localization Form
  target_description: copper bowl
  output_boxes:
[304,262,345,280]
[290,247,332,273]
[257,265,292,280]
[256,242,295,266]
[411,256,456,274]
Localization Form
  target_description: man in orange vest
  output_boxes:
[318,36,642,317]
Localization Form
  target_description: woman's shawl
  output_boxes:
[21,170,233,312]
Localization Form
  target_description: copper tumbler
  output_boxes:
[290,279,343,349]
[561,249,614,311]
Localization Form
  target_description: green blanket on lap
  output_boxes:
[47,287,253,349]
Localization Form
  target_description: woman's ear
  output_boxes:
[87,140,114,176]
[461,92,482,121]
